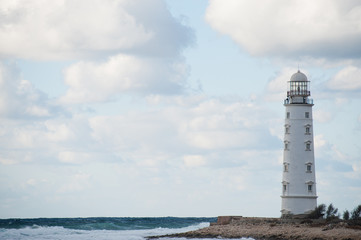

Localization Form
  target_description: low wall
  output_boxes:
[213,216,326,226]
[215,216,279,225]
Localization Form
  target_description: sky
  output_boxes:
[0,0,361,218]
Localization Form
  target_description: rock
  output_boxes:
[146,217,361,240]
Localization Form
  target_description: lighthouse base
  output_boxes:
[281,195,317,217]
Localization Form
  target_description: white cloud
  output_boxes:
[45,122,75,142]
[0,157,17,165]
[265,68,299,101]
[86,96,279,169]
[314,134,327,150]
[0,62,59,119]
[1,1,195,104]
[25,106,51,117]
[351,161,361,175]
[184,130,256,150]
[88,112,181,157]
[58,172,91,193]
[327,66,361,90]
[0,0,193,60]
[4,89,358,217]
[60,54,189,103]
[334,98,349,106]
[314,110,333,123]
[183,155,206,167]
[58,151,92,164]
[206,0,361,59]
[25,179,37,186]
[0,92,285,217]
[0,114,100,166]
[0,0,148,60]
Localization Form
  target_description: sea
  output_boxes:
[0,217,252,240]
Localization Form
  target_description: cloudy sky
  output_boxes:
[1,0,361,218]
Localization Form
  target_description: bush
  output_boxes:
[350,205,361,220]
[326,203,339,220]
[308,204,326,219]
[343,210,350,220]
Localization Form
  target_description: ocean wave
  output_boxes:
[0,217,216,231]
[0,218,214,240]
[145,221,210,236]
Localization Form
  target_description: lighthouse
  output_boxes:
[281,70,317,217]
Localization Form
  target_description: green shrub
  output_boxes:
[343,210,350,220]
[307,204,326,219]
[325,203,339,220]
[350,205,361,220]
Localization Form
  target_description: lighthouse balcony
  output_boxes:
[287,90,310,97]
[284,97,313,105]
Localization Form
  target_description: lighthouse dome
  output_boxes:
[290,70,308,81]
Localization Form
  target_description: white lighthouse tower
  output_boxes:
[281,70,317,217]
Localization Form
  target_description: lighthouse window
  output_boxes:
[284,142,289,150]
[305,112,310,118]
[308,185,313,192]
[283,163,289,172]
[283,185,287,192]
[285,126,290,134]
[286,112,290,119]
[305,127,310,134]
[306,165,312,172]
[305,142,311,151]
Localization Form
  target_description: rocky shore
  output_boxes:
[149,216,361,240]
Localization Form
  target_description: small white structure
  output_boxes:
[281,70,317,217]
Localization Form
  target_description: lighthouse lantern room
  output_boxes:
[281,70,317,217]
